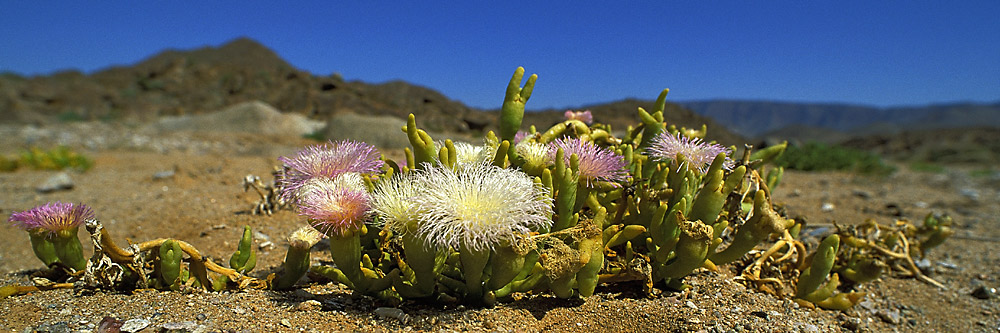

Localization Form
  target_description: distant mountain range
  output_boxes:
[678,100,1000,139]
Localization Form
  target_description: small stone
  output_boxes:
[120,318,151,333]
[971,286,996,300]
[160,321,198,332]
[374,307,409,323]
[36,172,74,193]
[750,311,767,319]
[195,313,207,321]
[821,202,835,212]
[232,307,246,314]
[152,170,176,181]
[842,317,862,331]
[280,319,292,328]
[907,319,917,326]
[97,317,124,332]
[685,300,698,309]
[851,189,872,199]
[877,309,901,325]
[292,300,322,312]
[801,323,819,333]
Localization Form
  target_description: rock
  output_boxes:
[36,172,74,193]
[323,113,410,149]
[821,203,835,212]
[750,311,768,319]
[160,321,202,332]
[31,321,70,333]
[292,300,322,312]
[96,317,124,332]
[120,318,150,333]
[851,189,872,199]
[152,170,175,181]
[842,317,862,331]
[152,101,324,137]
[971,286,996,300]
[877,309,901,325]
[280,319,292,328]
[374,307,409,323]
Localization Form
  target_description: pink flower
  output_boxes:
[563,110,593,125]
[549,137,627,186]
[297,184,371,237]
[8,202,94,236]
[278,140,383,202]
[647,132,733,172]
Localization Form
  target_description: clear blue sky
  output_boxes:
[3,1,998,110]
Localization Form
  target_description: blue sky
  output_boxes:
[2,1,998,110]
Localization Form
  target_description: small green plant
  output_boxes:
[16,146,93,172]
[56,111,86,123]
[908,161,946,173]
[302,130,326,142]
[774,142,895,175]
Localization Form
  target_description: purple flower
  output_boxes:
[278,140,383,202]
[647,132,733,172]
[8,202,94,236]
[549,137,628,186]
[564,110,594,125]
[297,184,371,237]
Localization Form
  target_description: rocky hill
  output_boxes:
[0,38,740,144]
[679,100,1000,138]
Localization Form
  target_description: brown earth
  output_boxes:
[0,121,997,332]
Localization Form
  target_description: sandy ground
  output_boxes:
[0,128,997,332]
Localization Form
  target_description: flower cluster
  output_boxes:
[277,140,383,202]
[279,140,383,236]
[8,201,94,236]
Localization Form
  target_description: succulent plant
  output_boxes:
[1,67,954,312]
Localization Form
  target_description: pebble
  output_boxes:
[750,311,768,319]
[152,170,176,180]
[374,307,409,323]
[196,313,207,321]
[877,309,901,325]
[160,321,198,332]
[280,319,292,327]
[120,318,151,332]
[971,286,996,300]
[842,317,862,331]
[821,202,835,212]
[36,172,74,193]
[292,299,322,312]
[851,189,873,199]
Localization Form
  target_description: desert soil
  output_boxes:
[0,123,997,332]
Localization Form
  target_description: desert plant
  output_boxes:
[2,68,950,312]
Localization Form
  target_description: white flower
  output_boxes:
[411,163,553,252]
[370,172,422,234]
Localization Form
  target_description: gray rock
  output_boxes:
[160,321,203,332]
[120,318,151,332]
[152,170,175,181]
[971,286,996,300]
[36,172,74,193]
[877,309,901,325]
[152,101,323,137]
[374,307,409,323]
[324,113,410,149]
